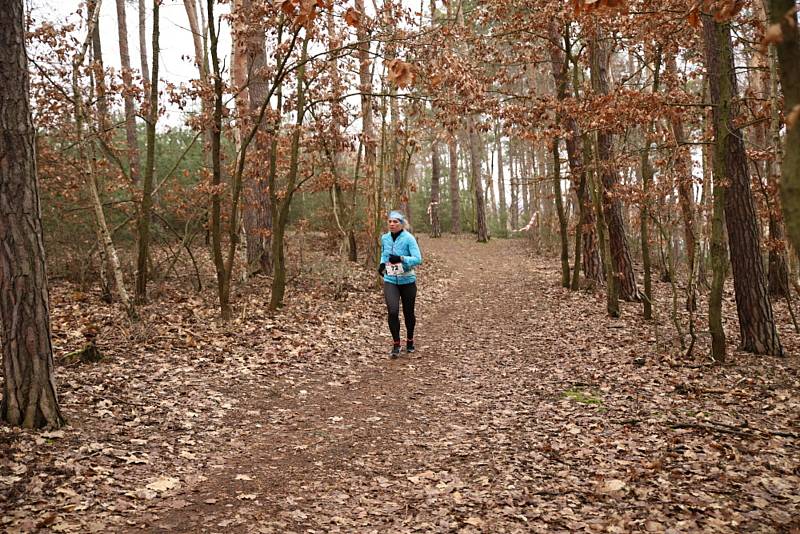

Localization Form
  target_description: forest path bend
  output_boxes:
[142,236,799,533]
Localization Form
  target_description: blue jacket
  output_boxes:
[381,230,422,285]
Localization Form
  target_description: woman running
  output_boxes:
[378,211,423,358]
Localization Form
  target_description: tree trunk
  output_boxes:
[769,0,800,253]
[0,0,65,428]
[207,0,230,319]
[138,0,150,87]
[590,33,639,301]
[88,0,110,132]
[703,14,783,356]
[236,0,273,275]
[115,0,142,186]
[467,118,489,242]
[640,51,661,320]
[74,1,135,318]
[666,52,699,307]
[495,124,508,237]
[765,19,791,298]
[553,139,570,287]
[270,37,308,310]
[430,140,442,237]
[356,0,380,265]
[591,150,619,317]
[448,135,461,233]
[509,141,519,230]
[135,0,159,303]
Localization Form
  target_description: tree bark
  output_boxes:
[495,124,508,237]
[270,37,309,310]
[509,140,519,230]
[553,139,570,287]
[115,0,142,186]
[356,0,380,265]
[0,0,65,428]
[703,14,783,356]
[135,0,159,303]
[207,0,229,319]
[467,118,489,242]
[236,0,273,275]
[430,140,442,237]
[665,52,699,306]
[769,0,800,253]
[590,33,639,301]
[448,135,461,233]
[138,0,150,87]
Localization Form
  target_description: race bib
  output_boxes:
[385,263,404,275]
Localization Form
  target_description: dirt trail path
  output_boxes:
[136,236,799,533]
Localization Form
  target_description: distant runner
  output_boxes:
[378,211,423,358]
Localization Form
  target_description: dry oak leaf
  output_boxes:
[344,7,361,27]
[146,476,180,492]
[387,59,415,88]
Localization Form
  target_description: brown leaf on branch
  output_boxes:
[295,0,320,27]
[344,7,361,28]
[279,0,297,17]
[387,59,415,88]
[687,8,700,28]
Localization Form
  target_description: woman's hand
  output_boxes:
[388,254,402,264]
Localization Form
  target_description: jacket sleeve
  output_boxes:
[402,235,422,269]
[379,235,389,264]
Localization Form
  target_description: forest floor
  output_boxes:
[1,235,799,533]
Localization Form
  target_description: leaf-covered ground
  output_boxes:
[1,236,799,532]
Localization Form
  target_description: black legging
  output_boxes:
[383,281,417,342]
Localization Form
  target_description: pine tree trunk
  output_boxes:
[115,0,142,186]
[237,0,272,275]
[468,119,489,242]
[0,0,65,428]
[703,14,783,356]
[590,33,639,301]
